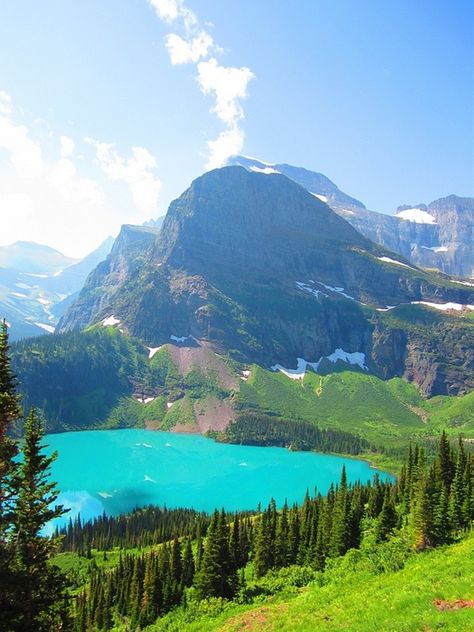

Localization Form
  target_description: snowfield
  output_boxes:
[395,208,437,224]
[271,349,368,380]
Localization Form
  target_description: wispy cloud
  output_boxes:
[88,140,162,213]
[0,93,161,257]
[148,0,254,168]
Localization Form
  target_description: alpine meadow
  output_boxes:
[0,1,473,631]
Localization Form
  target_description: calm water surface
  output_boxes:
[44,429,392,532]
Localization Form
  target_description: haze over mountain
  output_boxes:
[0,237,114,341]
[59,166,474,397]
[228,156,474,279]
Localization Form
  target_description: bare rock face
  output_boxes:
[59,166,474,395]
[229,156,473,279]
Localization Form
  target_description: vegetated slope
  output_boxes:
[11,326,474,456]
[229,155,474,279]
[58,166,474,396]
[164,533,474,632]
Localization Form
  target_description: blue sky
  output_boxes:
[0,0,472,256]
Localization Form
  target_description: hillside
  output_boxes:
[11,327,474,468]
[229,156,474,279]
[154,533,474,632]
[58,167,474,397]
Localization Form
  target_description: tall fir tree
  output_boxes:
[0,319,23,628]
[11,408,70,631]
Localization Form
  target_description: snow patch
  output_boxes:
[271,349,368,380]
[239,462,248,467]
[16,282,32,290]
[296,281,325,298]
[341,208,355,216]
[376,306,396,312]
[411,301,474,312]
[11,292,27,298]
[37,297,52,306]
[421,245,448,253]
[98,491,113,499]
[395,208,437,224]
[34,322,55,333]
[315,281,355,301]
[450,279,474,287]
[311,193,328,202]
[144,475,156,483]
[249,165,280,175]
[377,256,413,269]
[102,315,120,327]
[170,334,199,345]
[166,402,174,409]
[23,272,48,278]
[148,346,162,359]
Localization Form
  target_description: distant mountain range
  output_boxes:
[58,166,474,397]
[0,238,114,340]
[228,156,474,279]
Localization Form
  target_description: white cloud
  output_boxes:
[165,31,213,65]
[0,91,12,115]
[197,58,254,126]
[149,0,196,29]
[206,128,245,170]
[0,92,162,257]
[60,135,75,158]
[0,113,44,179]
[150,0,254,167]
[149,0,182,22]
[92,141,162,213]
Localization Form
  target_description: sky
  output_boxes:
[0,0,473,258]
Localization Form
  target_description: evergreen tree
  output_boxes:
[195,509,236,599]
[11,408,70,631]
[436,430,455,490]
[0,319,22,626]
[375,488,397,542]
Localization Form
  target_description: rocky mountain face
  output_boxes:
[229,156,474,279]
[59,167,474,396]
[0,237,114,341]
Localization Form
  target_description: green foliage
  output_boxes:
[222,412,369,454]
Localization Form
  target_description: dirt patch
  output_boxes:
[144,418,162,430]
[433,598,474,611]
[226,606,270,631]
[225,604,288,631]
[166,341,238,390]
[170,422,199,434]
[194,396,235,432]
[408,404,429,424]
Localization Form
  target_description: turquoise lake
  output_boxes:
[44,429,392,533]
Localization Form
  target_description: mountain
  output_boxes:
[0,241,78,274]
[59,166,474,397]
[0,237,114,341]
[229,156,474,279]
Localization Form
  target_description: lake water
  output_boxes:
[44,429,392,532]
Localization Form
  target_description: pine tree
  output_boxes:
[0,319,22,625]
[181,538,195,587]
[375,488,397,542]
[436,430,455,490]
[11,408,70,631]
[195,509,236,599]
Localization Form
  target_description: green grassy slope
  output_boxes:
[238,367,474,449]
[149,533,474,632]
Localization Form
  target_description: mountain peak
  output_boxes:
[227,155,366,209]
